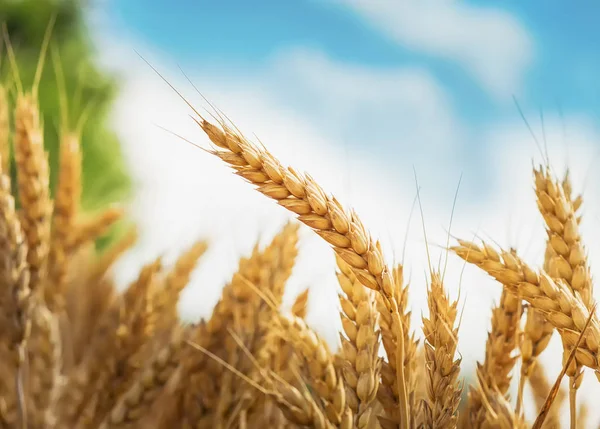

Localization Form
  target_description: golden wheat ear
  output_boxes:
[466,285,522,427]
[46,131,82,313]
[335,255,380,428]
[98,325,185,429]
[0,158,31,428]
[177,223,298,428]
[452,240,600,376]
[421,271,462,428]
[152,239,208,333]
[534,165,593,425]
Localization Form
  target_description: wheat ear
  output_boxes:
[68,206,124,252]
[452,240,600,376]
[27,303,61,429]
[468,286,522,427]
[197,116,408,428]
[47,131,81,312]
[474,366,526,429]
[421,272,462,428]
[222,223,299,427]
[154,240,208,331]
[534,166,594,428]
[14,94,52,296]
[98,326,184,429]
[278,314,353,428]
[0,161,31,428]
[335,255,381,428]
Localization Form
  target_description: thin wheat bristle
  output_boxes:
[421,271,462,429]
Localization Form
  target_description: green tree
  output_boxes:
[1,0,130,247]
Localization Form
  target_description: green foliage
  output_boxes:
[1,0,131,243]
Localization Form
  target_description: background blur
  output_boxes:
[7,0,600,422]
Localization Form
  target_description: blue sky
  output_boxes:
[107,0,600,125]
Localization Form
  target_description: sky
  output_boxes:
[91,0,600,421]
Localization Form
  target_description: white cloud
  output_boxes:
[95,25,600,421]
[334,0,533,100]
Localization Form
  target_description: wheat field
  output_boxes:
[0,21,599,429]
